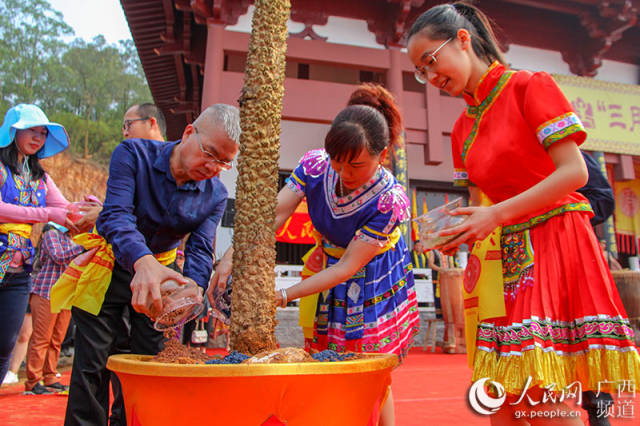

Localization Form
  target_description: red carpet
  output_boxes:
[1,348,638,425]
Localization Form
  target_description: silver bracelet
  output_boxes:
[280,288,288,308]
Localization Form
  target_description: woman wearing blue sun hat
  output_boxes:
[0,104,75,385]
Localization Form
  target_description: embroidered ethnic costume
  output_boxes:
[453,62,640,394]
[286,149,420,359]
[0,165,47,281]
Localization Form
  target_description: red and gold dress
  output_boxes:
[452,61,640,394]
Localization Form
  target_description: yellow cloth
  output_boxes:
[298,227,401,339]
[50,232,177,315]
[463,194,506,367]
[0,223,32,238]
[0,223,34,280]
[614,179,640,237]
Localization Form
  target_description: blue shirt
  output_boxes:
[96,139,227,289]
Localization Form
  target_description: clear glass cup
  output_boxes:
[67,201,88,224]
[152,278,204,331]
[413,197,467,250]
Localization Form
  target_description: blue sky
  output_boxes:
[48,0,132,44]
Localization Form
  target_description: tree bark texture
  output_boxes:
[230,0,291,355]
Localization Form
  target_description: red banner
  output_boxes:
[276,199,315,244]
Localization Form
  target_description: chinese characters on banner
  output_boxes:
[613,180,640,254]
[553,74,640,155]
[275,198,315,244]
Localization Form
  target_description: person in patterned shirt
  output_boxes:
[24,222,84,395]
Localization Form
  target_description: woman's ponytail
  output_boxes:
[452,2,506,65]
[408,2,506,67]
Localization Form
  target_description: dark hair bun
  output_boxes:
[347,83,403,148]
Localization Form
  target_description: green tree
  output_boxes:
[0,0,152,163]
[0,0,73,104]
[48,111,121,165]
[62,36,131,158]
[116,39,152,118]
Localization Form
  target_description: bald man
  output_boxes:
[65,104,240,426]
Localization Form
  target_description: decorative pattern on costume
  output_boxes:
[0,165,7,187]
[502,202,593,234]
[285,178,304,195]
[453,168,469,187]
[0,249,13,278]
[300,149,328,177]
[501,230,534,300]
[332,299,346,309]
[0,231,32,281]
[0,165,45,282]
[378,184,410,221]
[464,254,481,294]
[12,172,46,207]
[316,311,328,328]
[364,277,408,308]
[345,314,364,329]
[476,315,636,353]
[347,281,361,303]
[536,112,585,149]
[353,230,385,246]
[359,342,381,352]
[325,165,391,218]
[379,330,400,346]
[462,71,515,163]
[317,295,418,360]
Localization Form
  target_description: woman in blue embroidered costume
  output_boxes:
[0,104,74,384]
[407,2,640,425]
[211,84,420,426]
[279,84,420,425]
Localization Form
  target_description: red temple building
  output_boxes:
[121,0,640,260]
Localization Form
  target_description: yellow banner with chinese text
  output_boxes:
[553,74,640,155]
[614,179,640,236]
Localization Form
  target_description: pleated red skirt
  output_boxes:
[473,210,640,394]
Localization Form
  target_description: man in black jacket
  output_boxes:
[577,151,614,227]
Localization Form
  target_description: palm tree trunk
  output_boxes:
[230,0,291,355]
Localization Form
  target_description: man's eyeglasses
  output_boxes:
[193,125,233,170]
[414,37,453,84]
[122,117,149,131]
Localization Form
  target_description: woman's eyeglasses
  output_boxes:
[414,37,453,84]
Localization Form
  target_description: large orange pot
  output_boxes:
[107,353,397,426]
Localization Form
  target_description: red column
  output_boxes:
[201,23,225,110]
[387,48,404,115]
[387,47,412,242]
[424,82,444,165]
[615,154,636,180]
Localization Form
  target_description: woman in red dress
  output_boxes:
[407,2,640,424]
